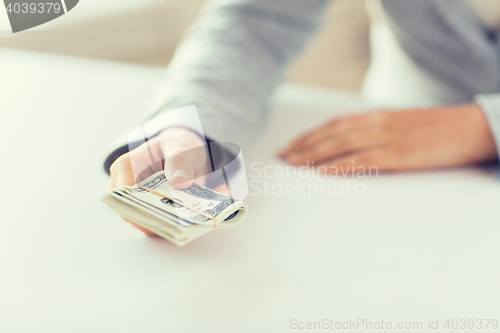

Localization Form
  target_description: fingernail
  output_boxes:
[173,169,189,179]
[278,149,287,159]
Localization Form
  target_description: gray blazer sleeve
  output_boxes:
[104,0,329,173]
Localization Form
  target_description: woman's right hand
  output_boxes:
[106,126,216,236]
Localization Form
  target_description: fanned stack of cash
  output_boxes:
[102,171,248,246]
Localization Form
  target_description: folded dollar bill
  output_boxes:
[102,171,248,246]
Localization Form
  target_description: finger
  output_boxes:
[288,119,342,152]
[106,154,158,237]
[277,149,287,160]
[127,140,165,183]
[123,218,158,237]
[317,147,395,175]
[288,112,382,152]
[161,144,197,189]
[107,153,136,190]
[287,132,382,166]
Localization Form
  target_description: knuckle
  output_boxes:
[163,138,191,154]
[375,110,390,122]
[110,153,129,173]
[371,110,391,131]
[288,138,303,150]
[118,154,132,167]
[326,118,340,128]
[164,153,191,168]
[340,135,356,147]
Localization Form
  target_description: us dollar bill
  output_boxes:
[102,171,248,246]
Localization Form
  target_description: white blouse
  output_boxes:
[361,0,500,108]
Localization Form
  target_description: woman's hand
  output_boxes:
[283,104,498,172]
[107,126,224,236]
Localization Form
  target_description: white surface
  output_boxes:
[1,49,499,333]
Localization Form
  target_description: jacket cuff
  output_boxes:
[474,94,500,174]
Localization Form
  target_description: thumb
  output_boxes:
[163,151,196,189]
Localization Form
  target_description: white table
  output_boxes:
[1,48,499,333]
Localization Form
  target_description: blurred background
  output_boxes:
[0,0,370,91]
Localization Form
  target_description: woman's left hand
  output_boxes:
[282,104,498,172]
